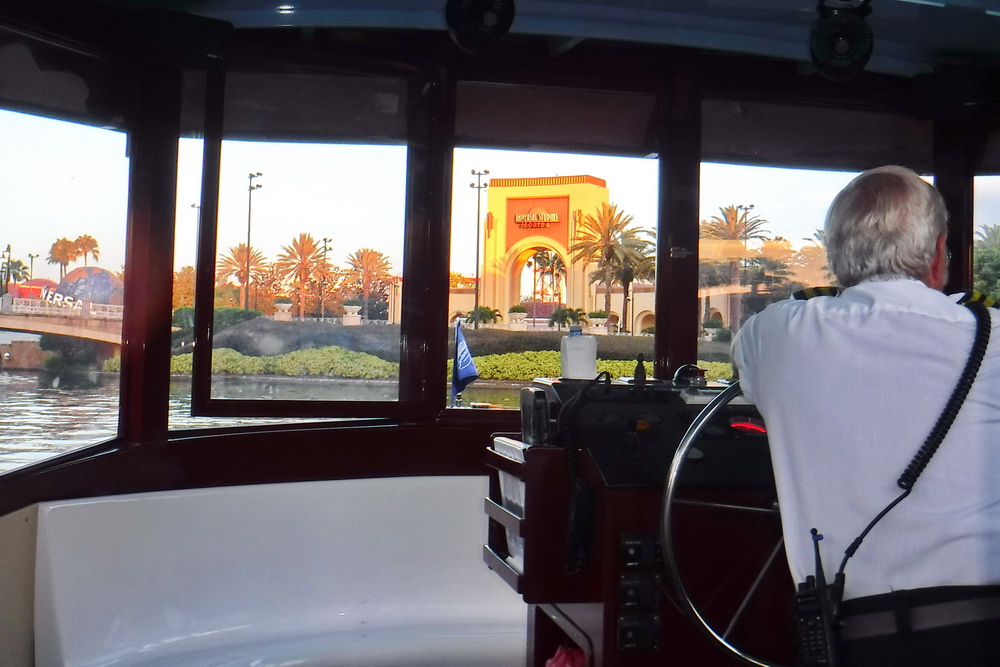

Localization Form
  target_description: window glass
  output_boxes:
[170,139,318,429]
[697,163,857,372]
[448,148,658,408]
[195,70,407,409]
[205,140,406,403]
[973,175,1000,298]
[0,109,128,472]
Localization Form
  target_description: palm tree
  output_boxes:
[548,307,587,331]
[550,254,567,304]
[217,244,268,311]
[275,233,334,318]
[1,258,28,296]
[467,306,502,325]
[47,238,78,280]
[342,248,393,319]
[75,235,100,266]
[569,203,643,317]
[4,259,29,283]
[975,224,1000,250]
[699,204,770,333]
[747,237,794,294]
[611,229,655,333]
[531,250,555,301]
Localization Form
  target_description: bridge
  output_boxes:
[0,296,122,344]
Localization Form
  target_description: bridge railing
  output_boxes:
[1,297,124,322]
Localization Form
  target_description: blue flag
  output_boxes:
[452,320,479,405]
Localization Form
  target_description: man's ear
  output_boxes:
[924,235,948,291]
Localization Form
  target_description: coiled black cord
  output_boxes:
[837,300,991,576]
[897,301,992,489]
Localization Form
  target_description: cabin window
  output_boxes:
[0,109,129,471]
[973,175,1000,297]
[0,19,133,470]
[696,162,856,370]
[448,148,658,408]
[699,98,933,371]
[185,63,410,418]
[449,81,659,407]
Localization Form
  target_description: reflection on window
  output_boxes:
[0,110,128,472]
[697,163,857,372]
[447,148,658,408]
[973,176,1000,298]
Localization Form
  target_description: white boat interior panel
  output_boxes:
[0,505,37,666]
[27,477,526,667]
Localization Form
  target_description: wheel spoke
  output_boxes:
[674,498,779,515]
[722,536,785,640]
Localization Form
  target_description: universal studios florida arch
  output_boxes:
[470,174,657,333]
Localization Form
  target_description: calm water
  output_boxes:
[0,371,521,474]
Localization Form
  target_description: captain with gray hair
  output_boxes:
[733,165,1000,666]
[825,165,949,289]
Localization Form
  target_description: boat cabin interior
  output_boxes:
[1,0,1000,665]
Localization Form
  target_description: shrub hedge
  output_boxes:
[108,345,734,382]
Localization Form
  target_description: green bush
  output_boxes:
[270,347,398,379]
[587,310,608,319]
[156,347,398,379]
[508,304,527,313]
[642,326,655,335]
[211,348,272,374]
[698,361,734,382]
[171,354,193,373]
[445,351,728,383]
[713,328,732,343]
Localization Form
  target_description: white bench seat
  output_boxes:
[31,477,526,667]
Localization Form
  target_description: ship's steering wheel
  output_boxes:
[660,381,793,667]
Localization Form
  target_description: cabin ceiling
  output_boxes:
[130,0,1000,77]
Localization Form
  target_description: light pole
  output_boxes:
[470,169,489,329]
[246,172,263,312]
[28,253,38,280]
[321,237,332,320]
[1,245,10,294]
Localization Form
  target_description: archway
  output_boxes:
[635,310,654,334]
[498,238,570,321]
[519,247,567,324]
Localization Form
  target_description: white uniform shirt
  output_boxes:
[733,278,1000,601]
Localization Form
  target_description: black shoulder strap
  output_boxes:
[793,286,841,300]
[957,290,999,309]
[896,300,993,489]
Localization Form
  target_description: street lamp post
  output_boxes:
[470,169,489,329]
[1,245,10,294]
[28,253,38,280]
[321,237,332,320]
[246,172,263,312]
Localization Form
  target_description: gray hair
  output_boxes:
[825,165,947,287]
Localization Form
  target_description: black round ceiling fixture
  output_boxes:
[810,0,873,81]
[445,0,516,54]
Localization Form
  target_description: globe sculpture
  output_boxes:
[57,267,125,306]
